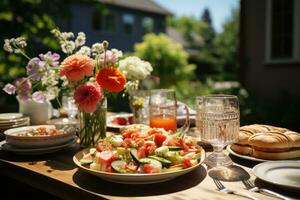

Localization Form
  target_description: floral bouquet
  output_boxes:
[3,28,153,147]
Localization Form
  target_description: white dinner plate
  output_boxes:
[0,136,77,155]
[226,145,269,162]
[73,147,205,184]
[0,113,23,121]
[253,161,300,189]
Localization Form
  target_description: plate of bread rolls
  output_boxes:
[228,124,300,161]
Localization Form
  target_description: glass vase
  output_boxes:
[78,98,107,148]
[129,90,150,124]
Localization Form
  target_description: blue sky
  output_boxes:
[153,0,239,32]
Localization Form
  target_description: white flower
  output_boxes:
[76,46,91,56]
[41,70,58,86]
[111,48,123,58]
[60,76,69,87]
[61,32,74,40]
[125,80,139,95]
[61,41,75,54]
[3,39,13,53]
[91,43,104,56]
[119,56,153,80]
[75,32,86,47]
[44,86,60,100]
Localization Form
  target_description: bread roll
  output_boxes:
[252,148,300,160]
[284,131,300,147]
[248,131,293,149]
[237,124,269,145]
[231,144,252,155]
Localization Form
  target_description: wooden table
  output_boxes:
[0,141,299,200]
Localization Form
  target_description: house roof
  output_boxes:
[99,0,172,15]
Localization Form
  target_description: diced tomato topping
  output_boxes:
[182,158,192,168]
[143,164,155,173]
[122,130,138,138]
[111,117,127,125]
[99,151,114,164]
[144,142,156,155]
[154,133,167,147]
[137,146,147,158]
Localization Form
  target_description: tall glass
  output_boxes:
[149,89,177,132]
[201,95,240,167]
[195,96,203,140]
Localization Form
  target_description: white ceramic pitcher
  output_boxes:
[18,98,53,125]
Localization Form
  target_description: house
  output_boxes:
[59,0,172,51]
[240,0,300,99]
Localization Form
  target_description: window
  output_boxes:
[271,0,293,59]
[122,13,134,35]
[104,13,115,32]
[92,11,102,30]
[266,0,300,62]
[142,17,154,33]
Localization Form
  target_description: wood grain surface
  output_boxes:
[0,140,299,200]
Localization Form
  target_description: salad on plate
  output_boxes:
[79,124,203,174]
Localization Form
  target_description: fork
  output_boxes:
[242,180,291,200]
[213,179,260,200]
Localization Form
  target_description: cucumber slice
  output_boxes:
[168,146,183,151]
[130,149,140,164]
[111,160,128,173]
[139,158,162,168]
[148,156,171,167]
[80,153,94,165]
[163,166,184,172]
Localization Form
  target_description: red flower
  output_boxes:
[60,55,94,81]
[96,67,126,93]
[74,82,103,113]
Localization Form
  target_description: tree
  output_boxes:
[213,7,240,78]
[134,33,195,87]
[200,8,215,46]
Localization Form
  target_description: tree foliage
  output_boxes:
[213,7,240,77]
[134,33,195,88]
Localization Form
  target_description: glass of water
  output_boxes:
[201,95,239,167]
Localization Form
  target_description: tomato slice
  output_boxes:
[143,164,155,173]
[154,133,167,147]
[137,146,147,158]
[99,151,114,164]
[112,117,127,125]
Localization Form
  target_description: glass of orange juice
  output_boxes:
[149,89,177,132]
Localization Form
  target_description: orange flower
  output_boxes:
[60,55,94,81]
[96,67,126,93]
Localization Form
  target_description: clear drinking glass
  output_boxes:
[201,95,240,167]
[195,96,203,140]
[149,89,177,132]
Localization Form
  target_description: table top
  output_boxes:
[0,139,299,200]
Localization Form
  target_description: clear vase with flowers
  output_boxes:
[118,56,153,124]
[3,29,126,147]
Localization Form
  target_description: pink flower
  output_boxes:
[60,55,94,81]
[74,82,104,113]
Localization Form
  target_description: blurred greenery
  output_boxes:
[134,33,196,88]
